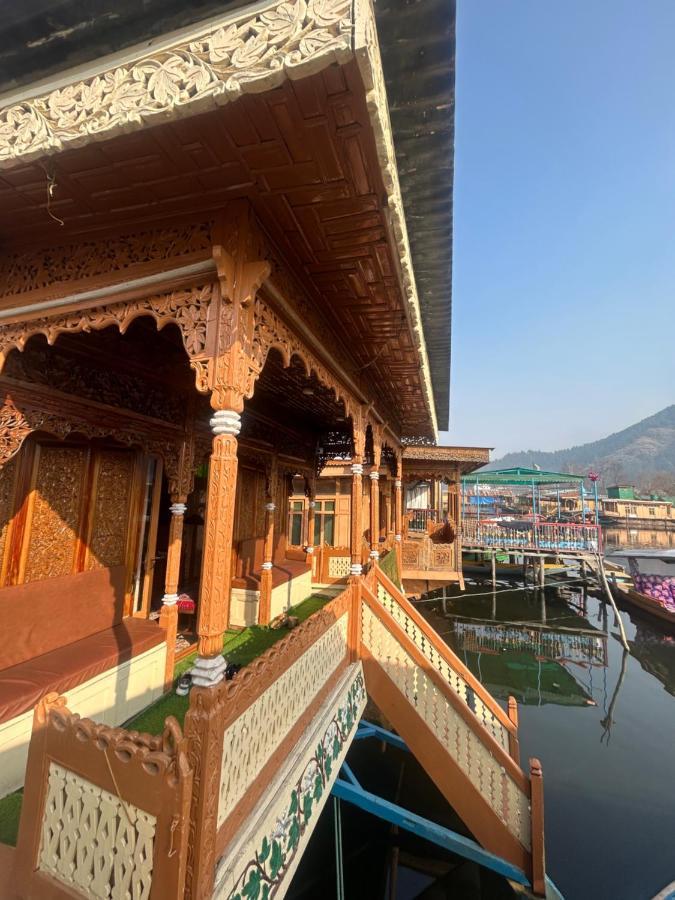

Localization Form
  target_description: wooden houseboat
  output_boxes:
[0,1,554,897]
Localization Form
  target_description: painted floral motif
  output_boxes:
[228,671,365,899]
[0,0,352,165]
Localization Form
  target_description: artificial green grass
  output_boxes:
[125,591,333,734]
[0,789,22,847]
[0,591,335,847]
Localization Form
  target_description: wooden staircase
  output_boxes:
[359,564,546,895]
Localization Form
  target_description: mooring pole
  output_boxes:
[596,553,629,651]
[491,551,496,590]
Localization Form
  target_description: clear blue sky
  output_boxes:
[440,1,675,457]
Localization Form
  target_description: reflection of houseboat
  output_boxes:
[607,550,675,627]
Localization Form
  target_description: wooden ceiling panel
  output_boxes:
[0,60,435,437]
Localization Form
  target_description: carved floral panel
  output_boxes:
[87,450,136,570]
[0,455,17,569]
[24,446,87,582]
[0,221,212,298]
[0,0,353,166]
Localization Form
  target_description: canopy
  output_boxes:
[462,467,586,486]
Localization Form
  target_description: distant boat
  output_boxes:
[606,550,675,628]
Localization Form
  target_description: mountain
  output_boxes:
[487,405,675,487]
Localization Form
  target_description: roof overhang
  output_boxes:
[403,444,491,479]
[0,0,456,440]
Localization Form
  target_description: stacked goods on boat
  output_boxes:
[632,573,675,611]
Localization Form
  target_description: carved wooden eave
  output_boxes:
[0,377,200,496]
[0,0,437,440]
[402,444,491,479]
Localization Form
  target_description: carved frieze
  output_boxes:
[0,0,353,167]
[4,342,185,424]
[0,222,212,299]
[0,284,216,376]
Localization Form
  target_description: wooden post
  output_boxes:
[394,461,403,572]
[192,410,241,687]
[529,758,546,896]
[259,457,278,625]
[159,496,187,691]
[491,550,496,590]
[539,556,545,588]
[350,459,364,576]
[305,476,316,575]
[507,696,520,765]
[369,468,380,561]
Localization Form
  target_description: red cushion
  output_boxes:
[0,618,165,725]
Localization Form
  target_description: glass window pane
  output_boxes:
[324,500,335,512]
[290,514,302,545]
[292,500,303,511]
[323,514,335,547]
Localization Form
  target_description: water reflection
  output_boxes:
[603,525,675,550]
[420,581,675,900]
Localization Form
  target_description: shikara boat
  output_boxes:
[606,550,675,628]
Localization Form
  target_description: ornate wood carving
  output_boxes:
[0,284,217,392]
[86,450,135,570]
[0,221,212,298]
[4,341,185,424]
[197,432,239,657]
[0,455,16,566]
[0,0,353,167]
[0,384,189,501]
[24,446,86,582]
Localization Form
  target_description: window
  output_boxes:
[649,507,656,516]
[314,499,336,547]
[288,500,304,546]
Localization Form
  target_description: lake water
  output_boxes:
[293,539,675,899]
[419,576,675,900]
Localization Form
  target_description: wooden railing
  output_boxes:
[11,576,547,897]
[11,695,193,900]
[367,566,518,755]
[462,519,602,553]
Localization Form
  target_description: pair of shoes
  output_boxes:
[176,674,192,696]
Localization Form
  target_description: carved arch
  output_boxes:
[0,284,218,394]
[246,296,358,422]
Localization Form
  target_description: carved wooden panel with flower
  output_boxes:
[24,446,87,582]
[86,450,135,570]
[0,0,353,166]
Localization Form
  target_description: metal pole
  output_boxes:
[594,479,600,527]
[476,475,480,525]
[491,551,496,590]
[557,486,561,520]
[581,482,586,524]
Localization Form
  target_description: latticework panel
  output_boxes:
[218,612,349,827]
[361,604,531,850]
[375,582,510,751]
[39,762,156,899]
[327,555,351,579]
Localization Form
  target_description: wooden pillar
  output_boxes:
[369,468,380,560]
[394,464,403,571]
[350,459,364,576]
[305,475,316,565]
[259,462,277,625]
[192,409,241,687]
[159,496,187,690]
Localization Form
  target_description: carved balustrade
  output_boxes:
[12,694,193,900]
[369,566,515,752]
[359,589,532,853]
